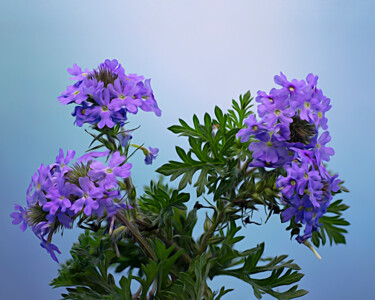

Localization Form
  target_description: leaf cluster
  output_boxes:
[157,92,253,197]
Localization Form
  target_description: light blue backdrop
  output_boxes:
[1,1,374,299]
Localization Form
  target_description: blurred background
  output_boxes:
[1,0,374,299]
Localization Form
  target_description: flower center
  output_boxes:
[88,66,118,87]
[304,173,309,179]
[269,97,274,103]
[274,109,281,116]
[119,94,126,100]
[289,86,295,92]
[252,125,258,131]
[106,168,113,174]
[288,116,317,145]
[304,102,310,109]
[102,106,109,112]
[266,141,273,147]
[73,90,80,96]
[291,180,296,186]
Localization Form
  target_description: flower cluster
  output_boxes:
[238,73,340,243]
[11,149,132,262]
[58,59,161,128]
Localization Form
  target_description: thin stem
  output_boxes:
[106,133,117,149]
[303,240,322,260]
[123,177,137,218]
[163,237,192,265]
[198,202,232,255]
[116,211,156,261]
[111,235,121,258]
[134,218,192,267]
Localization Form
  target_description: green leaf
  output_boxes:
[214,286,234,300]
[159,95,255,196]
[311,199,350,247]
[209,233,307,299]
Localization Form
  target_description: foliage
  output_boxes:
[49,92,348,299]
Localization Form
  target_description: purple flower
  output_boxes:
[312,95,331,130]
[100,59,125,77]
[90,89,122,129]
[81,77,104,98]
[40,238,61,263]
[258,96,295,126]
[10,204,28,232]
[297,96,321,124]
[144,147,159,165]
[94,189,122,217]
[276,163,304,199]
[117,132,133,147]
[273,122,291,142]
[281,193,322,243]
[54,148,75,174]
[256,88,288,106]
[71,101,97,127]
[58,82,87,105]
[249,137,290,167]
[88,151,132,189]
[274,72,305,103]
[77,150,110,163]
[44,178,73,215]
[296,233,312,244]
[46,212,73,228]
[137,79,162,117]
[125,73,144,83]
[330,174,341,192]
[296,167,322,197]
[32,221,50,238]
[59,60,162,127]
[108,78,143,113]
[314,131,335,162]
[71,177,102,215]
[67,63,89,82]
[237,114,270,143]
[281,194,306,223]
[26,164,50,205]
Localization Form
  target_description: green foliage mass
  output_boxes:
[51,92,348,299]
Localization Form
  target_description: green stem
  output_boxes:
[134,218,193,267]
[198,202,232,255]
[163,237,193,266]
[116,211,156,261]
[124,177,136,202]
[106,133,117,149]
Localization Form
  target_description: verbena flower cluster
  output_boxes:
[58,59,161,128]
[11,149,132,262]
[11,59,162,262]
[238,73,341,243]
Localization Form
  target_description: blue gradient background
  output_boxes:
[1,1,374,299]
